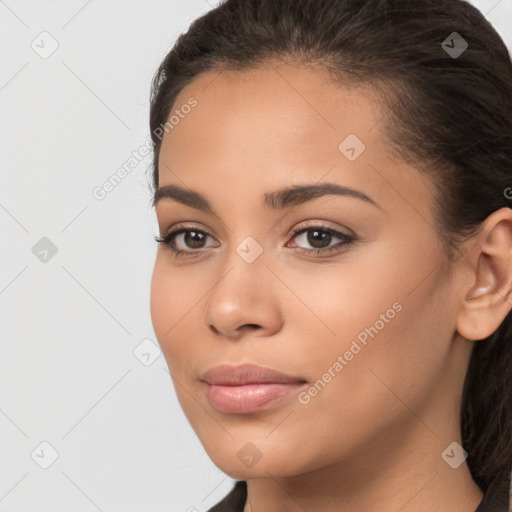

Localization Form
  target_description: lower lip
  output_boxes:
[203,382,306,414]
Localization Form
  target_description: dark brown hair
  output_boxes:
[148,0,512,496]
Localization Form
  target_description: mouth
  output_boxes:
[200,363,307,414]
[201,381,308,414]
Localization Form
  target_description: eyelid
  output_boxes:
[164,222,217,238]
[286,219,355,239]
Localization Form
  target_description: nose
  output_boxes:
[203,250,283,340]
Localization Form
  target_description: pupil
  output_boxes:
[185,231,205,248]
[307,230,331,248]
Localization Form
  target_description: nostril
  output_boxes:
[241,324,261,331]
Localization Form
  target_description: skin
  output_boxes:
[149,61,512,512]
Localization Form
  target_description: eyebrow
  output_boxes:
[152,182,381,212]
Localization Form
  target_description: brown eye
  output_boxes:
[155,227,218,256]
[181,230,208,249]
[288,224,356,256]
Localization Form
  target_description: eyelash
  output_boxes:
[154,221,356,258]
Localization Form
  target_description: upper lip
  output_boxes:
[200,363,307,386]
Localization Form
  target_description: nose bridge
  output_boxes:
[234,233,266,265]
[203,231,281,336]
[210,232,268,307]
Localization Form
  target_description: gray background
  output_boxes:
[1,1,511,511]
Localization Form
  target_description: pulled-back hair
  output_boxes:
[149,0,512,497]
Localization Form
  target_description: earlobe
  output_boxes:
[456,208,512,341]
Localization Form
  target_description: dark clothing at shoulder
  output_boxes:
[207,481,247,512]
[475,477,510,512]
[207,478,510,512]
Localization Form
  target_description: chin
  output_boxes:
[204,443,306,480]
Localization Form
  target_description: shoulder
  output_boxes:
[206,480,247,512]
[475,477,510,512]
[204,477,511,511]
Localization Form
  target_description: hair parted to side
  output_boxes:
[148,0,512,496]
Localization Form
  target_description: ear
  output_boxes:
[456,207,512,341]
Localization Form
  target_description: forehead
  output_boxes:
[166,62,384,154]
[157,62,434,219]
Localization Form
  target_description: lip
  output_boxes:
[200,363,308,414]
[200,363,306,386]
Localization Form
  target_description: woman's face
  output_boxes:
[150,63,472,480]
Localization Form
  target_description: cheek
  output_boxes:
[149,259,195,370]
[287,256,453,446]
[149,262,214,444]
[149,260,172,343]
[282,244,449,393]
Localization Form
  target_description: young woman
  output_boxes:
[148,0,512,510]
